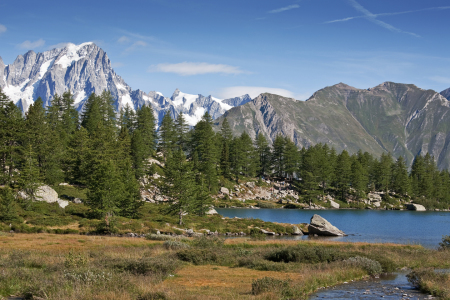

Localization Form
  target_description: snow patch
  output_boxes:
[74,90,86,105]
[116,83,127,91]
[121,92,134,110]
[184,107,205,126]
[55,42,92,69]
[172,91,199,108]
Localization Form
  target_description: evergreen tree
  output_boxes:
[0,187,19,223]
[159,111,176,159]
[0,88,24,185]
[163,149,196,225]
[272,134,286,178]
[219,118,233,178]
[136,104,157,158]
[391,156,410,195]
[238,131,257,177]
[17,145,41,207]
[254,133,271,178]
[131,129,146,179]
[334,150,352,201]
[283,137,299,181]
[377,152,394,193]
[351,157,368,201]
[120,103,137,133]
[174,112,189,152]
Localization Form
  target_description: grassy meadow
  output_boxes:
[0,233,449,300]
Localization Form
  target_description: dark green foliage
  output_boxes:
[0,187,20,222]
[265,245,349,264]
[439,235,450,250]
[251,277,295,298]
[176,248,218,265]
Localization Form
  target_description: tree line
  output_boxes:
[1,88,449,225]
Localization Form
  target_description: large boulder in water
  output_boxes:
[309,214,345,236]
[406,203,426,211]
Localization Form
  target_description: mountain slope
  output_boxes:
[0,43,250,126]
[215,82,450,169]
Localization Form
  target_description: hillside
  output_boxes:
[215,82,450,169]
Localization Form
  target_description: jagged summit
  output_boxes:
[0,42,251,126]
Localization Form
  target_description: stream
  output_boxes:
[310,272,433,299]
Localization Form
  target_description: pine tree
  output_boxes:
[18,145,41,207]
[335,150,352,201]
[272,134,286,178]
[159,111,176,159]
[136,104,157,158]
[163,149,196,225]
[239,131,257,177]
[131,129,146,179]
[0,88,24,185]
[391,156,410,195]
[351,157,368,201]
[120,103,137,133]
[174,112,189,152]
[377,152,394,193]
[254,133,271,178]
[0,187,19,223]
[283,137,299,181]
[219,118,233,178]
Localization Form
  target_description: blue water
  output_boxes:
[216,208,450,248]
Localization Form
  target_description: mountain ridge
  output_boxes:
[0,42,251,126]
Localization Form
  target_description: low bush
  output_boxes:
[176,248,218,265]
[252,276,295,298]
[249,228,266,241]
[191,236,224,248]
[407,268,450,299]
[163,240,190,250]
[113,256,180,278]
[265,245,348,264]
[344,256,382,275]
[439,235,450,250]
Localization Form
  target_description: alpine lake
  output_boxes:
[217,208,450,299]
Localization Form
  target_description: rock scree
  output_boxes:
[308,214,346,236]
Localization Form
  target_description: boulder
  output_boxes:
[406,203,426,211]
[220,187,230,195]
[246,182,255,188]
[205,207,218,215]
[292,226,304,235]
[329,200,340,209]
[260,228,275,235]
[73,198,83,204]
[35,185,59,204]
[57,199,69,208]
[308,214,345,236]
[368,192,382,202]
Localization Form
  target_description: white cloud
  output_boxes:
[269,4,300,14]
[217,86,296,99]
[17,39,45,50]
[117,36,130,44]
[430,76,450,85]
[148,62,245,76]
[0,24,6,34]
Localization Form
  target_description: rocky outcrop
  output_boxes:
[406,203,426,211]
[18,185,69,208]
[329,199,340,209]
[220,187,230,195]
[308,214,345,236]
[205,207,218,215]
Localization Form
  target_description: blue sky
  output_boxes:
[2,0,450,99]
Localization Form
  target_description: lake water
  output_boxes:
[216,208,450,248]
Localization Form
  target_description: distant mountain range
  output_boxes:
[3,43,450,168]
[215,82,450,169]
[0,42,251,126]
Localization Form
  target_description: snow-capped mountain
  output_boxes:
[0,42,251,125]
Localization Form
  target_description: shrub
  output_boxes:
[163,240,190,250]
[251,277,294,297]
[249,228,266,241]
[439,235,450,250]
[137,292,168,300]
[191,236,224,248]
[344,256,382,275]
[265,245,347,264]
[113,257,180,277]
[256,201,276,209]
[176,248,218,265]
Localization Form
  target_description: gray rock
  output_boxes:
[260,229,275,235]
[205,207,218,215]
[220,187,229,195]
[329,199,340,209]
[406,203,426,211]
[246,182,255,188]
[309,214,345,236]
[73,198,83,204]
[35,185,59,204]
[292,226,304,235]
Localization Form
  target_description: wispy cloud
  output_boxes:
[111,62,125,68]
[326,5,450,24]
[148,62,246,76]
[118,29,157,42]
[217,86,296,99]
[327,0,420,37]
[124,41,147,52]
[18,39,45,50]
[117,36,130,44]
[269,4,300,14]
[430,76,450,85]
[0,24,6,34]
